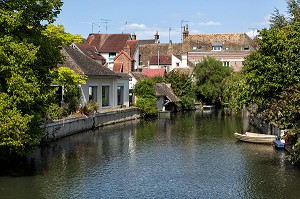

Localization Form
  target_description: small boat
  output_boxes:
[234,132,276,144]
[273,139,285,149]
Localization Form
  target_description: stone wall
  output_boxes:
[43,108,140,140]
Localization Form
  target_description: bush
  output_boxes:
[82,101,99,115]
[136,97,157,117]
[46,103,62,121]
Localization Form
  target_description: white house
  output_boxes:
[61,45,130,111]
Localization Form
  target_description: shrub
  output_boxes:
[82,101,99,115]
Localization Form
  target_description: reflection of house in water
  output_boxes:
[154,83,180,112]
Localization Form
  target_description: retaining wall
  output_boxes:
[43,108,140,140]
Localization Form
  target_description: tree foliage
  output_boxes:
[194,56,232,104]
[133,79,157,117]
[42,24,82,45]
[164,70,195,110]
[0,0,63,156]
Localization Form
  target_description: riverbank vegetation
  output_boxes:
[0,1,84,157]
[222,0,300,164]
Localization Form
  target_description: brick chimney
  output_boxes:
[182,24,189,42]
[155,31,160,43]
[132,33,136,40]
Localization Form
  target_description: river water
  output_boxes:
[1,110,300,199]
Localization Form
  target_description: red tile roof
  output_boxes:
[74,43,105,61]
[142,68,166,77]
[85,33,131,53]
[149,55,172,65]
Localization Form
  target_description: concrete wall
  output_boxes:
[43,108,140,140]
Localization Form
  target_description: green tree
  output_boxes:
[194,56,232,104]
[237,0,300,164]
[164,70,195,110]
[43,24,82,45]
[51,67,87,117]
[0,0,63,156]
[133,79,157,117]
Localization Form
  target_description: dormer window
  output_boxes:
[244,45,250,51]
[212,42,223,51]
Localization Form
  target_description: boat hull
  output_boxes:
[234,132,276,144]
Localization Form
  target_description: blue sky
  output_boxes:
[55,0,287,43]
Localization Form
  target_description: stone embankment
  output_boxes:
[43,107,140,140]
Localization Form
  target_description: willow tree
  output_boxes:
[194,56,232,105]
[0,0,63,156]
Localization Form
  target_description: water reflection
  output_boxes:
[1,110,300,199]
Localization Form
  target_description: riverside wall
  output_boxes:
[43,107,140,140]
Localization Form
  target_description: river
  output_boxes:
[1,110,300,199]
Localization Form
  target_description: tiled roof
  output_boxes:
[182,33,257,52]
[125,40,138,58]
[139,43,182,66]
[130,72,148,81]
[149,55,172,65]
[61,45,120,77]
[114,50,134,61]
[154,83,180,102]
[73,43,105,61]
[85,33,131,53]
[142,68,166,77]
[138,39,156,45]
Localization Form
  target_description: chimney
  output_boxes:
[124,45,131,56]
[132,33,136,40]
[155,31,160,43]
[182,24,189,42]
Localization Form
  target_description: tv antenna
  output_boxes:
[248,28,257,38]
[101,19,111,34]
[168,27,176,43]
[80,22,100,33]
[124,21,132,33]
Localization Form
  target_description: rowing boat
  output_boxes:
[234,132,276,144]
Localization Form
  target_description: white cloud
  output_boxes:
[127,23,146,30]
[253,15,271,26]
[198,21,221,26]
[246,29,259,39]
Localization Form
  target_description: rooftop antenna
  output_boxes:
[80,22,100,33]
[168,27,176,43]
[181,19,189,42]
[101,18,111,34]
[125,21,132,33]
[248,28,257,38]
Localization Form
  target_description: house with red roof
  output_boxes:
[142,68,166,77]
[83,33,139,71]
[61,45,130,110]
[149,55,172,72]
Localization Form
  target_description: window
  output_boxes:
[102,86,110,106]
[176,62,180,67]
[117,86,124,105]
[89,86,97,102]
[212,46,222,51]
[223,61,230,67]
[212,42,223,51]
[108,52,116,64]
[244,45,250,51]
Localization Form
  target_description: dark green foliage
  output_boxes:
[165,71,195,110]
[133,79,157,117]
[194,56,232,104]
[0,0,63,156]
